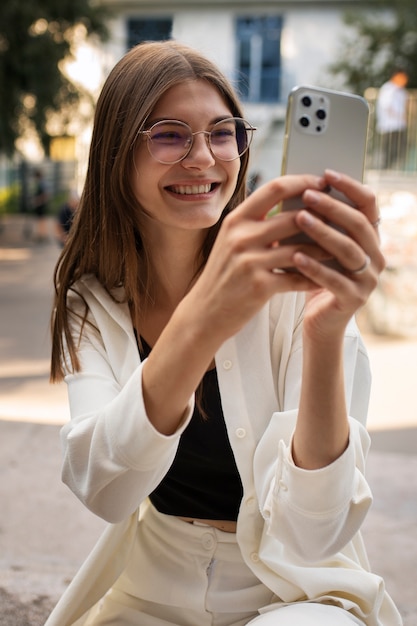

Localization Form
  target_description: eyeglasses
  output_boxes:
[138,117,256,164]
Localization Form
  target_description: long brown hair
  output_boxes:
[51,40,250,382]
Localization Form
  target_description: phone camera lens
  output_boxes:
[299,116,310,128]
[316,108,326,120]
[301,96,312,107]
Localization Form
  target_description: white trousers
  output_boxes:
[85,503,365,626]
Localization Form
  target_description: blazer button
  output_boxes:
[202,533,215,550]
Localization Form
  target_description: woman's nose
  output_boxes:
[182,132,215,168]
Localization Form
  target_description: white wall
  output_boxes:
[174,8,348,99]
[281,9,348,97]
[100,8,349,98]
[173,11,236,82]
[79,6,352,184]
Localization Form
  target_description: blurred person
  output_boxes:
[376,68,409,169]
[46,41,401,626]
[31,168,50,242]
[55,190,79,247]
[247,171,262,194]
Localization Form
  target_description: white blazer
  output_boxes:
[45,275,401,625]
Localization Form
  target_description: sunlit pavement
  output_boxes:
[1,215,416,435]
[0,214,416,625]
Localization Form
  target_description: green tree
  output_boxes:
[329,0,417,93]
[0,0,108,156]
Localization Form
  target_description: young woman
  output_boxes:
[46,41,401,625]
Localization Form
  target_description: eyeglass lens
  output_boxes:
[146,118,252,163]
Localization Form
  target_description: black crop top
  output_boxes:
[138,337,243,520]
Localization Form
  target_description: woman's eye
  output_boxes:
[211,128,235,141]
[153,131,184,143]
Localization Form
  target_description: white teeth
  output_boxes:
[172,184,212,195]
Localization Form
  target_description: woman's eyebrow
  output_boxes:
[145,115,235,127]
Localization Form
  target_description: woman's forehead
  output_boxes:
[149,79,233,122]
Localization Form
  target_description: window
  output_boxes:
[127,18,173,50]
[236,16,282,103]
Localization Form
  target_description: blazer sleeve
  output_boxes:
[60,296,194,523]
[254,315,373,562]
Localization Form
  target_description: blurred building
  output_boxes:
[96,0,374,181]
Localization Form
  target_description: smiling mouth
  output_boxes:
[167,183,218,195]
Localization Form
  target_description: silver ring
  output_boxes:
[372,217,381,227]
[350,254,371,275]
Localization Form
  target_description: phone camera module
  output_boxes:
[299,115,310,128]
[316,108,326,120]
[301,96,312,107]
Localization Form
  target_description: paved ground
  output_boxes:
[0,215,416,625]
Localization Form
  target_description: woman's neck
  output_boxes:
[134,241,202,347]
[142,224,206,309]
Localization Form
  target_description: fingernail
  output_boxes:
[294,252,309,267]
[299,210,315,226]
[325,169,341,181]
[303,190,320,205]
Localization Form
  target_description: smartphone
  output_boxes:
[272,85,369,251]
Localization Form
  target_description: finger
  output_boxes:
[236,175,327,221]
[221,209,298,256]
[299,188,384,271]
[265,239,330,271]
[323,169,379,225]
[292,251,376,308]
[257,209,321,249]
[301,188,373,240]
[295,209,385,275]
[349,254,371,276]
[371,215,382,237]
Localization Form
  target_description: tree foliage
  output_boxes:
[0,0,108,156]
[329,0,417,94]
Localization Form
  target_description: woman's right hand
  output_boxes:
[142,174,326,435]
[188,174,327,342]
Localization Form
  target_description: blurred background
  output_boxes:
[0,1,416,625]
[1,0,417,199]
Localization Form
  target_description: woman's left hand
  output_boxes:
[288,169,383,469]
[290,168,384,340]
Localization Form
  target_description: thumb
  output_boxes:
[238,174,326,221]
